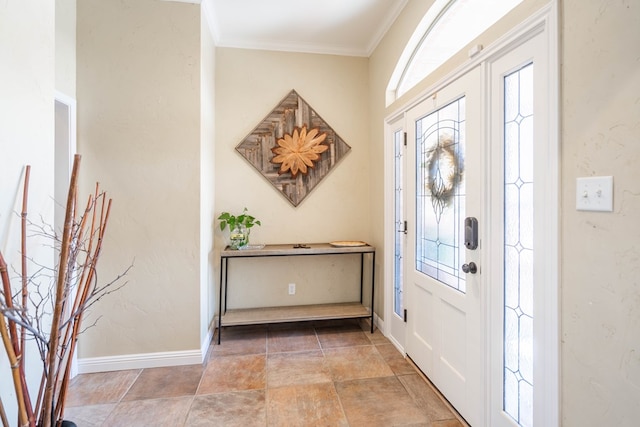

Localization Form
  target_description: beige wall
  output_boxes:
[561,0,640,425]
[214,48,371,308]
[77,0,203,357]
[0,0,56,421]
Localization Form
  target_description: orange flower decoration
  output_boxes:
[271,126,328,177]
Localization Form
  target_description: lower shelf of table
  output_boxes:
[220,302,371,327]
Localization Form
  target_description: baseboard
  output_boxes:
[78,313,378,374]
[78,322,217,374]
[373,311,384,332]
[201,321,216,360]
[78,349,204,374]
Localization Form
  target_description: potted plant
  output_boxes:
[217,208,261,250]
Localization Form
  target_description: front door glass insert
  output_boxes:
[415,97,466,292]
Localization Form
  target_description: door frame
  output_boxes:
[383,3,559,426]
[383,115,408,351]
[55,91,78,377]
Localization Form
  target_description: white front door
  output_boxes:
[405,65,485,426]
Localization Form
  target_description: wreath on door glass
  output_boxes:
[424,133,462,220]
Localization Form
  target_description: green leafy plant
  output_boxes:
[217,208,261,232]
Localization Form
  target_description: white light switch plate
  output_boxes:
[576,176,613,212]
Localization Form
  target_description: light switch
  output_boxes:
[576,176,613,212]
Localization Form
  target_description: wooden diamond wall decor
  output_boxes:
[236,89,351,207]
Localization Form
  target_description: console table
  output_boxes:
[217,243,375,344]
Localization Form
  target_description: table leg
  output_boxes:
[217,257,226,345]
[370,251,375,333]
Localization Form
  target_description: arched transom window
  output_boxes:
[387,0,523,105]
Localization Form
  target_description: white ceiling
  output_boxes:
[205,0,408,57]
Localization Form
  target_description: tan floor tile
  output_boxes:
[122,364,204,401]
[398,422,466,427]
[335,376,428,426]
[213,326,267,356]
[376,343,417,375]
[198,354,266,394]
[397,374,460,423]
[267,321,316,332]
[66,369,141,407]
[267,325,320,353]
[324,346,394,381]
[432,420,466,427]
[267,350,331,388]
[102,396,192,427]
[316,323,371,348]
[365,329,390,344]
[185,390,265,427]
[267,383,348,427]
[64,323,462,427]
[63,403,116,426]
[224,324,269,334]
[313,318,362,328]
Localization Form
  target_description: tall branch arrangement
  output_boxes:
[0,155,128,427]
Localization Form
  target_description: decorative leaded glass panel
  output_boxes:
[415,97,466,292]
[503,63,534,427]
[394,130,404,317]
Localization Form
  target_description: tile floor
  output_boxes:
[65,319,467,426]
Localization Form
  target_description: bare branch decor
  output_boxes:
[0,154,129,427]
[236,89,351,207]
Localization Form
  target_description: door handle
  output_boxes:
[397,220,407,235]
[462,262,477,274]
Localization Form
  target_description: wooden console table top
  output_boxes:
[221,242,375,257]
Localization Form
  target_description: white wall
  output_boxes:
[0,0,56,422]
